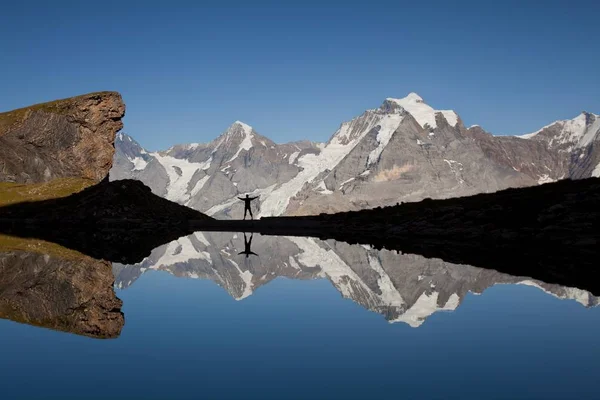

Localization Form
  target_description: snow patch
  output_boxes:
[537,174,555,185]
[367,254,405,307]
[288,151,300,164]
[128,156,148,171]
[315,181,333,195]
[340,177,355,186]
[228,259,254,300]
[227,123,254,162]
[190,175,210,197]
[288,256,300,270]
[367,114,405,165]
[593,162,600,178]
[391,292,460,328]
[152,153,212,203]
[443,159,464,184]
[153,237,211,268]
[193,232,211,247]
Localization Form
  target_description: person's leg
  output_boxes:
[244,207,248,220]
[249,208,254,220]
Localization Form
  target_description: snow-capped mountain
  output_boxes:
[519,112,600,178]
[110,93,600,217]
[110,121,319,217]
[112,233,600,328]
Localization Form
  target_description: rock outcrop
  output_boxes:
[0,91,125,184]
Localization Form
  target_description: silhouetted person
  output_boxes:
[238,232,258,258]
[238,194,259,220]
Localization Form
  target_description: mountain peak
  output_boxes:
[405,92,424,102]
[384,93,458,129]
[231,120,253,134]
[385,92,424,104]
[213,121,254,145]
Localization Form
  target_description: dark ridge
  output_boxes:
[0,177,598,294]
[196,177,600,294]
[0,179,212,263]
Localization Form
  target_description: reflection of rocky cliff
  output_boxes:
[114,232,598,327]
[0,240,123,338]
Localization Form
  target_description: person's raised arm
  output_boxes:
[238,197,245,201]
[250,196,259,200]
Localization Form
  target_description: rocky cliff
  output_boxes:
[0,92,125,188]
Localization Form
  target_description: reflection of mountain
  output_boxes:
[114,233,598,327]
[0,238,124,338]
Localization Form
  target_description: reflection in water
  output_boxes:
[1,231,598,399]
[114,232,599,327]
[0,236,124,338]
[238,232,259,258]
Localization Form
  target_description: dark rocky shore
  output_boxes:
[0,179,211,263]
[0,177,598,294]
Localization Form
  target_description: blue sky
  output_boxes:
[1,1,599,150]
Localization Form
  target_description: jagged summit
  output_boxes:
[233,120,253,132]
[520,111,600,150]
[387,92,423,103]
[384,93,459,129]
[210,120,255,151]
[221,120,254,138]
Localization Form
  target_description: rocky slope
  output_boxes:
[113,232,599,328]
[0,244,123,339]
[110,93,600,217]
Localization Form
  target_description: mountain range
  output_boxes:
[110,92,600,217]
[113,232,599,328]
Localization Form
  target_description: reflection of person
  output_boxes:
[238,194,259,220]
[238,232,258,258]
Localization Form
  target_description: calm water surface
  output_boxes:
[0,232,599,399]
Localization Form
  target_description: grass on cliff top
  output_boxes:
[0,91,117,133]
[0,234,90,261]
[0,177,96,206]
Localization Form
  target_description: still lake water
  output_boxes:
[0,232,599,399]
